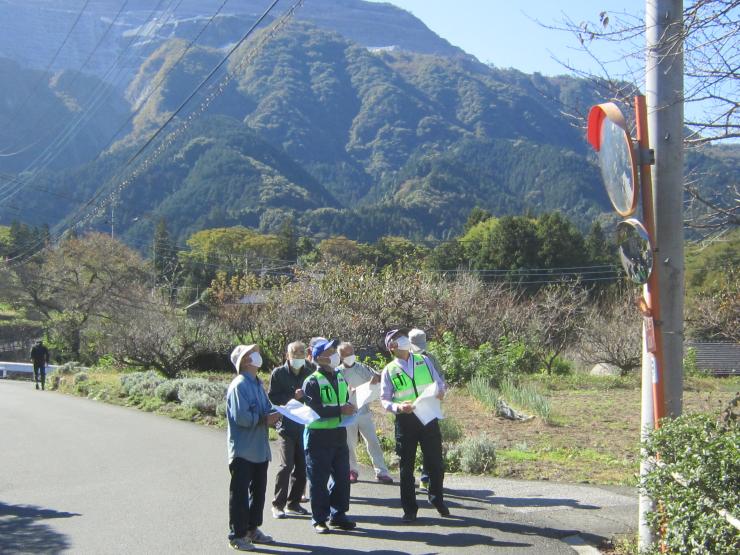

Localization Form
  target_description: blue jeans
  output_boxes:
[305,431,351,525]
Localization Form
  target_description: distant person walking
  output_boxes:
[30,340,49,391]
[337,342,393,484]
[226,344,281,551]
[268,341,312,519]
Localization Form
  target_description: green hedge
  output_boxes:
[642,404,739,554]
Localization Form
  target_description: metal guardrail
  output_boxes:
[0,361,59,378]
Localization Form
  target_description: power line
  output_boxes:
[0,0,132,160]
[0,0,178,202]
[0,0,93,146]
[1,0,303,263]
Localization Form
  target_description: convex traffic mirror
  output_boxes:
[617,218,653,285]
[587,103,639,216]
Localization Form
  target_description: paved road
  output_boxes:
[0,380,637,554]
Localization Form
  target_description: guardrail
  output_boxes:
[0,361,59,378]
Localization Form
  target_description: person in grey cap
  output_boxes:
[226,344,281,551]
[380,328,449,523]
[408,328,441,490]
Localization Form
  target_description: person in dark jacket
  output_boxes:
[30,340,50,390]
[267,341,312,519]
[302,338,357,534]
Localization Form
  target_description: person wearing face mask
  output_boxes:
[301,338,358,534]
[226,344,282,551]
[380,328,449,523]
[267,341,312,519]
[337,342,394,484]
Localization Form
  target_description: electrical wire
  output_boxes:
[0,0,178,201]
[0,0,93,148]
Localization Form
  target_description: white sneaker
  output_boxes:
[247,528,273,544]
[271,506,286,519]
[229,536,255,551]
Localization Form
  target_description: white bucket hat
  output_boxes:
[230,344,258,372]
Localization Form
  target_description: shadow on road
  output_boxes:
[490,497,600,510]
[0,502,79,554]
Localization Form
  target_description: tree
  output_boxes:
[584,221,614,266]
[102,288,231,378]
[4,233,148,361]
[579,291,643,375]
[526,284,588,373]
[545,2,739,236]
[153,218,180,292]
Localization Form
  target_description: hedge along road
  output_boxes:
[0,379,637,554]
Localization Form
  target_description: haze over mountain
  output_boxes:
[0,0,734,245]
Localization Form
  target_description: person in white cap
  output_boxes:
[226,344,281,551]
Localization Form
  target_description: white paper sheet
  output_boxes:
[273,399,320,426]
[355,381,380,409]
[413,383,444,425]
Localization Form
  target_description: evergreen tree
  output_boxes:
[153,218,179,288]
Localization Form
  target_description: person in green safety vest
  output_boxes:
[380,328,450,523]
[301,338,358,534]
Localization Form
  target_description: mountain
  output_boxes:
[0,0,466,86]
[0,2,736,245]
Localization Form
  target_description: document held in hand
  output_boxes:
[412,383,444,425]
[355,381,380,409]
[274,399,320,426]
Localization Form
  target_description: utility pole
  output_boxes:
[640,1,684,551]
[645,0,684,419]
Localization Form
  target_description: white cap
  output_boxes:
[409,328,427,353]
[230,344,258,372]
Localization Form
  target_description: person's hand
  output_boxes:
[398,401,414,414]
[266,412,282,426]
[341,403,357,416]
[370,374,380,384]
[436,389,445,400]
[294,388,304,400]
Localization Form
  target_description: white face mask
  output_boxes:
[394,336,411,351]
[342,355,356,367]
[250,352,262,368]
[328,352,341,368]
[290,358,306,370]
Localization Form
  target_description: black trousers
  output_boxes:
[272,433,307,509]
[228,457,268,540]
[33,363,46,389]
[395,414,444,514]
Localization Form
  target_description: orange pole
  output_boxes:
[634,95,666,427]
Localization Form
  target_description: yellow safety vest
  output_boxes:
[385,354,434,403]
[307,369,349,430]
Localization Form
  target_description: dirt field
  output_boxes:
[371,374,739,485]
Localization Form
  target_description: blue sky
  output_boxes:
[368,0,646,76]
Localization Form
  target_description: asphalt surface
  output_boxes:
[0,379,638,554]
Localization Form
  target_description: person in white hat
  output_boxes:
[226,344,281,551]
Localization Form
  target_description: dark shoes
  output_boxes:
[329,519,357,531]
[434,502,451,517]
[401,512,417,523]
[285,503,309,516]
[313,522,330,534]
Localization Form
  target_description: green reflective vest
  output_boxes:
[307,369,349,430]
[385,354,434,403]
